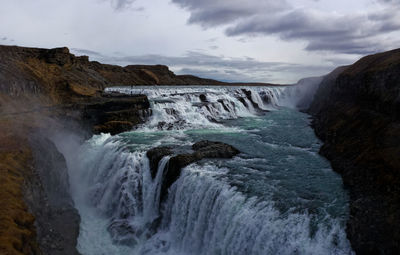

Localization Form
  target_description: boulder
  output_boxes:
[199,94,207,102]
[146,146,173,178]
[192,140,240,158]
[147,140,240,203]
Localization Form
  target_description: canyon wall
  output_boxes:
[309,48,400,254]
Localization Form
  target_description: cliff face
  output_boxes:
[309,48,400,254]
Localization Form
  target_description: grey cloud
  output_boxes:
[378,0,397,4]
[172,0,400,55]
[305,39,383,55]
[104,0,142,11]
[81,50,335,83]
[225,9,399,54]
[205,37,218,43]
[171,0,288,27]
[176,67,264,83]
[112,0,134,10]
[71,48,104,57]
[237,38,249,43]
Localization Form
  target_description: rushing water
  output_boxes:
[65,86,353,255]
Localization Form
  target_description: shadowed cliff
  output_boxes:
[309,48,400,254]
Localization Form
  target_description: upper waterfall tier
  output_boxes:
[106,86,301,130]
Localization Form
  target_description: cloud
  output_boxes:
[226,8,400,54]
[75,49,336,83]
[378,0,397,4]
[171,0,289,27]
[0,36,14,42]
[172,0,400,55]
[71,48,103,57]
[103,0,143,11]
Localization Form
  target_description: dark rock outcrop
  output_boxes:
[192,140,241,158]
[147,140,240,202]
[199,94,208,102]
[309,48,400,254]
[146,146,173,178]
[78,93,151,135]
[238,89,269,113]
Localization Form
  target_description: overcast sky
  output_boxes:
[1,0,399,83]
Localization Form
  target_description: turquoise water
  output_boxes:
[67,87,353,254]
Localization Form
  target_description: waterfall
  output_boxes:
[67,84,353,255]
[143,164,352,255]
[69,134,353,255]
[69,135,173,250]
[143,156,171,223]
[105,86,291,130]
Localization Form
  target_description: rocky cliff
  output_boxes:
[309,48,400,254]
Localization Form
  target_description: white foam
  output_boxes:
[141,164,353,255]
[106,86,292,131]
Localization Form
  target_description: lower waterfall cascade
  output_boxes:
[63,85,354,255]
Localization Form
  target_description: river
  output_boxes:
[63,86,353,255]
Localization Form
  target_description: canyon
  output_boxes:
[0,45,399,254]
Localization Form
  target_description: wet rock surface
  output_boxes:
[146,146,173,178]
[147,140,240,202]
[199,94,208,102]
[26,136,80,255]
[309,48,400,254]
[78,92,151,135]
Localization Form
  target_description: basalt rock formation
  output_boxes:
[147,140,240,201]
[309,48,400,254]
